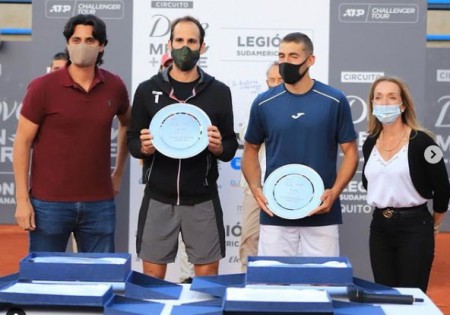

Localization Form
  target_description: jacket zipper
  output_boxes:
[169,87,197,103]
[145,155,156,184]
[204,154,211,186]
[169,87,198,205]
[176,159,181,205]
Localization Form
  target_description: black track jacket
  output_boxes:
[127,67,238,205]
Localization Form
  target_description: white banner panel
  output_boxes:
[130,0,330,281]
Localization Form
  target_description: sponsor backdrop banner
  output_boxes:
[425,48,450,231]
[329,0,428,279]
[0,42,32,223]
[5,0,134,252]
[129,0,330,281]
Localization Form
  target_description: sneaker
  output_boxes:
[181,277,193,284]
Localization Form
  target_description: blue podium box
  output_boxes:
[190,273,246,297]
[246,256,353,285]
[223,287,333,315]
[0,272,19,284]
[124,271,182,300]
[0,281,113,307]
[19,252,131,282]
[171,304,224,315]
[104,295,165,315]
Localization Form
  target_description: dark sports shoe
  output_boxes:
[181,277,193,284]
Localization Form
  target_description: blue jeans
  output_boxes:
[30,198,116,253]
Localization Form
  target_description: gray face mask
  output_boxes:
[67,43,100,67]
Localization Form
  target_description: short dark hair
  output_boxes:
[52,51,68,61]
[63,14,108,65]
[50,51,68,68]
[282,32,314,54]
[170,16,205,45]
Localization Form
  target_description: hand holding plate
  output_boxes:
[207,125,223,156]
[251,186,274,217]
[140,129,155,156]
[307,188,336,216]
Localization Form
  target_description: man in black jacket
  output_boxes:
[127,16,238,279]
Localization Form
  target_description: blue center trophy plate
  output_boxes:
[263,164,324,219]
[150,103,211,159]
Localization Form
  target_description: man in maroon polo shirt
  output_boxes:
[13,14,131,253]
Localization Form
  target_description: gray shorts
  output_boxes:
[136,196,225,264]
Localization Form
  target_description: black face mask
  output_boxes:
[171,46,200,71]
[279,58,309,85]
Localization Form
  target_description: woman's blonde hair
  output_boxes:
[367,76,430,137]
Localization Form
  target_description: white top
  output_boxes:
[365,144,427,208]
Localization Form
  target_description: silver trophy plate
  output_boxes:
[150,103,211,159]
[263,164,324,219]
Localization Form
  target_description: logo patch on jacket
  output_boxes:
[153,91,163,103]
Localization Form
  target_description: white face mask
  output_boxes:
[67,43,100,67]
[372,104,403,125]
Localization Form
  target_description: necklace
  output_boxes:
[380,127,408,152]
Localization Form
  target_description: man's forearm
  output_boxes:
[332,142,359,196]
[113,124,129,176]
[13,142,31,201]
[241,144,262,193]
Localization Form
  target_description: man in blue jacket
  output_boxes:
[127,16,238,279]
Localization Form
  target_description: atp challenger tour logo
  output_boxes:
[48,3,72,14]
[339,3,419,23]
[46,0,124,19]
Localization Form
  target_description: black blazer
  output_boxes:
[362,130,450,212]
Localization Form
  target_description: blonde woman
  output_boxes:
[362,76,450,292]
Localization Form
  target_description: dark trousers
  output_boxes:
[369,206,434,292]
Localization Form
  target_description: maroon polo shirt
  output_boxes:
[20,66,129,201]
